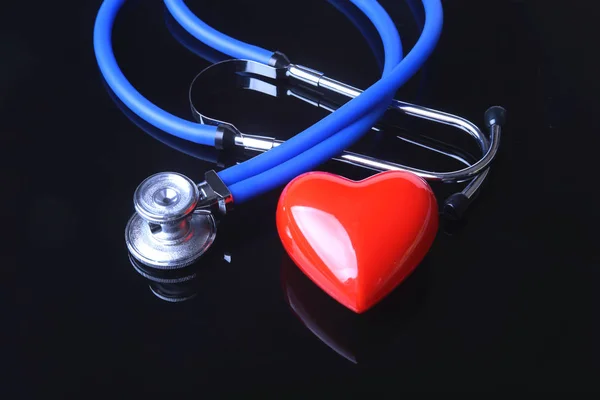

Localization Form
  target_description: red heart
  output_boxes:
[276,170,439,313]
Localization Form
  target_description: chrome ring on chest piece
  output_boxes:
[125,170,231,269]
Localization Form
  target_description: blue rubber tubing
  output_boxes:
[165,0,406,187]
[228,0,443,202]
[94,0,218,146]
[93,0,401,165]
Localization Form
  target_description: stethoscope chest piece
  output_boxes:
[125,172,217,269]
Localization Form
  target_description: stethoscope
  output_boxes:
[94,0,506,312]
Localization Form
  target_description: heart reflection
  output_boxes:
[281,253,429,364]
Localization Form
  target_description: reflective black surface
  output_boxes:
[5,0,600,394]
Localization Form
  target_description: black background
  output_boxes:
[3,0,600,395]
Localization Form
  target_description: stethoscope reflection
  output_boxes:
[280,253,428,364]
[129,253,202,302]
[129,247,232,303]
[164,0,427,77]
[164,8,229,65]
[102,78,238,168]
[164,0,387,71]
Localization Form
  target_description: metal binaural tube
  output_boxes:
[283,64,501,197]
[189,59,502,216]
[239,124,499,184]
[288,65,490,152]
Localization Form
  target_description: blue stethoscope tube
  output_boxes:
[94,0,219,147]
[93,0,443,203]
[94,0,401,172]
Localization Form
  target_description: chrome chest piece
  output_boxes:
[125,171,230,269]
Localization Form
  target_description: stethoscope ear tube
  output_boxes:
[443,106,507,220]
[485,106,508,128]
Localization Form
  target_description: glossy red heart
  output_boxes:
[276,170,439,313]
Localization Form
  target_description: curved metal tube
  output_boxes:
[287,65,497,185]
[188,59,501,201]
